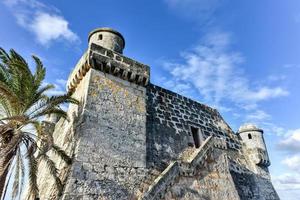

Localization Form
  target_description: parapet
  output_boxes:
[238,123,263,134]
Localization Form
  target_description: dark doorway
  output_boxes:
[191,127,200,148]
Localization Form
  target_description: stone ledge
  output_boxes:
[89,43,150,87]
[66,43,150,94]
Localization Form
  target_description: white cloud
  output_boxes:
[158,76,193,97]
[246,110,271,121]
[277,129,300,152]
[42,79,67,96]
[267,75,286,81]
[2,0,79,46]
[273,173,300,200]
[277,190,300,200]
[164,0,222,23]
[29,13,79,45]
[261,122,286,136]
[275,130,300,199]
[55,78,67,87]
[282,155,300,172]
[245,87,289,102]
[273,173,300,190]
[160,32,289,110]
[283,64,300,69]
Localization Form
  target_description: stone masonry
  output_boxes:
[35,27,280,200]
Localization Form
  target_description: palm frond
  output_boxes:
[18,150,25,199]
[0,47,78,199]
[24,84,54,113]
[0,97,13,117]
[11,149,22,200]
[26,149,38,200]
[31,107,69,121]
[0,47,10,65]
[1,160,15,200]
[51,145,72,165]
[22,135,37,155]
[26,95,78,120]
[38,152,63,195]
[0,81,20,109]
[32,56,45,90]
[0,63,9,83]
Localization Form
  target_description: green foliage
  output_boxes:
[0,48,78,200]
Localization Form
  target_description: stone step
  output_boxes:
[136,169,164,197]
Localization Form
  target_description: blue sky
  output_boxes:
[1,0,300,199]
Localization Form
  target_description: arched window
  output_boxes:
[248,133,252,139]
[98,34,103,40]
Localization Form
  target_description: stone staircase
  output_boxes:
[135,169,161,198]
[137,136,227,200]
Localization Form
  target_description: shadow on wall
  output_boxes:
[230,163,279,200]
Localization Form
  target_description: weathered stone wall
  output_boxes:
[62,69,149,199]
[229,160,280,200]
[146,84,241,169]
[35,67,150,199]
[81,69,147,168]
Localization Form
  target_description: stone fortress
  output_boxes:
[37,28,280,200]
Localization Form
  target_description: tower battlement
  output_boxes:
[66,30,150,93]
[238,123,270,167]
[88,27,125,54]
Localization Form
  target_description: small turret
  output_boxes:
[238,123,270,167]
[88,27,125,54]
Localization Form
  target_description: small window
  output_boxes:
[191,127,200,148]
[98,34,103,40]
[248,134,252,139]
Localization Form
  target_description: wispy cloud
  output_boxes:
[29,13,79,45]
[246,110,271,121]
[273,129,300,199]
[267,75,286,82]
[283,64,300,69]
[160,32,289,110]
[55,78,67,87]
[273,159,300,199]
[261,122,286,136]
[272,173,300,200]
[3,0,80,46]
[164,0,223,23]
[277,129,300,152]
[43,78,67,96]
[282,154,300,172]
[273,173,300,191]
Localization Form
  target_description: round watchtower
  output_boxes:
[238,123,270,167]
[88,27,125,54]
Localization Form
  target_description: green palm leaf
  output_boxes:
[0,47,78,200]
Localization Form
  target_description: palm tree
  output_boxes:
[0,48,78,200]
